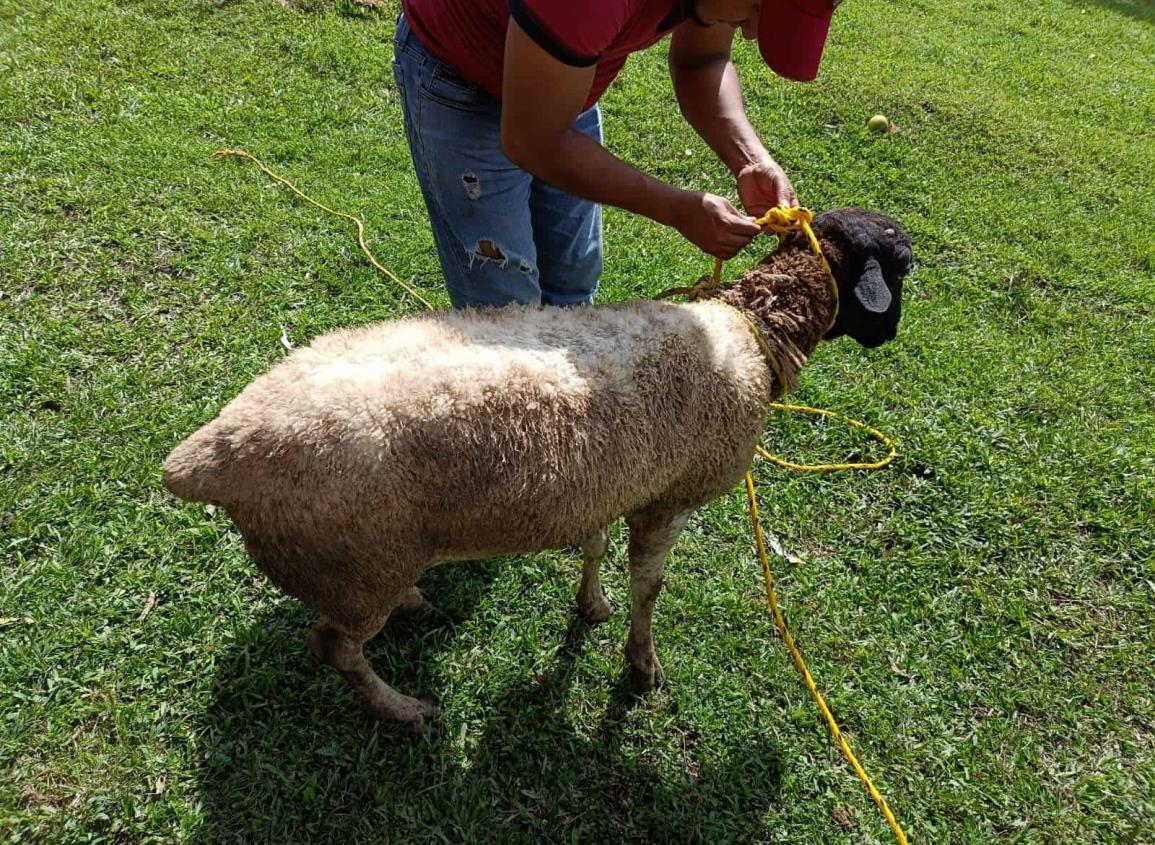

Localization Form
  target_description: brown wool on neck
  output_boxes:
[710,236,840,397]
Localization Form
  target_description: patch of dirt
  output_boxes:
[832,804,854,831]
[276,0,322,11]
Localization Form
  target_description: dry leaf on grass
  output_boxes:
[764,531,805,566]
[138,591,157,622]
[888,657,913,680]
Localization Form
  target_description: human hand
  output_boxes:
[736,159,798,218]
[671,191,763,259]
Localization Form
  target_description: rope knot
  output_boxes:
[754,205,815,234]
[754,206,827,267]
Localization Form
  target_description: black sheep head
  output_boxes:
[813,208,913,348]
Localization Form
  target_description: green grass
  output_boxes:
[2,0,1153,841]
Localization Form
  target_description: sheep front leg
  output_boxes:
[624,508,691,693]
[576,526,613,623]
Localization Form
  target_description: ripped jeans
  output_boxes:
[392,14,603,308]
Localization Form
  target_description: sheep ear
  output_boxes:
[854,256,892,314]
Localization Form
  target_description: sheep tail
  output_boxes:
[162,422,239,505]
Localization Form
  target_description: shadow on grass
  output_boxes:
[192,562,782,843]
[1064,0,1155,24]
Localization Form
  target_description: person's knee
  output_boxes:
[447,238,541,308]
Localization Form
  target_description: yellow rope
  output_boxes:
[210,149,436,310]
[210,150,908,843]
[744,210,907,843]
[751,205,838,329]
[745,474,909,845]
[662,205,909,843]
[755,406,896,472]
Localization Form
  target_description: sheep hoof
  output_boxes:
[406,699,443,735]
[378,696,441,734]
[627,657,664,694]
[578,595,615,624]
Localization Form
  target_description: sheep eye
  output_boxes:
[890,247,913,274]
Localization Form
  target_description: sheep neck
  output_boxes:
[712,239,839,396]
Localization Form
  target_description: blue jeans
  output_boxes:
[392,15,603,308]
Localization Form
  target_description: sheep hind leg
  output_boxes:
[576,526,613,623]
[307,616,440,733]
[624,508,691,693]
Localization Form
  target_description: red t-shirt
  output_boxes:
[402,0,687,110]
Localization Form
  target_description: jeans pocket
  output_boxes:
[418,63,495,113]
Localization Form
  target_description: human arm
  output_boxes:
[500,18,761,258]
[668,22,797,216]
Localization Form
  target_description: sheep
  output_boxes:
[164,207,913,732]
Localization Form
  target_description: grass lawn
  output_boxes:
[2,0,1154,841]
